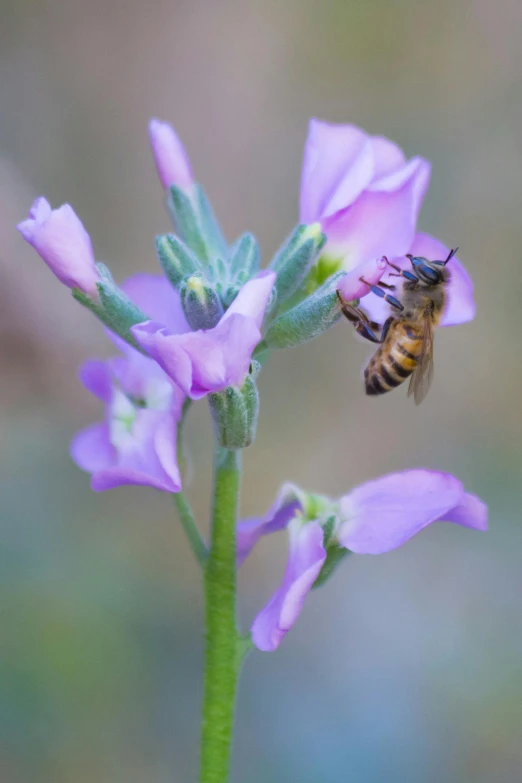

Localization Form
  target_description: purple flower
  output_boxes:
[300,119,430,272]
[360,234,476,326]
[240,470,487,651]
[71,274,187,492]
[17,197,101,296]
[131,270,276,399]
[149,118,194,191]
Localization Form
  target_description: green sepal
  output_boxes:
[168,184,228,265]
[195,185,229,261]
[269,223,327,306]
[263,271,344,349]
[168,185,209,262]
[72,283,148,353]
[156,233,202,289]
[208,371,260,450]
[180,275,224,330]
[313,542,350,589]
[230,233,260,283]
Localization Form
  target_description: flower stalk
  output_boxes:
[200,447,242,783]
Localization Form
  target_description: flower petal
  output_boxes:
[17,199,100,295]
[154,413,182,491]
[222,270,276,329]
[70,423,115,473]
[336,255,387,302]
[370,136,407,179]
[251,519,327,652]
[300,119,374,224]
[322,158,431,272]
[338,469,486,554]
[149,118,194,191]
[410,234,476,326]
[237,483,304,566]
[79,360,112,402]
[121,274,190,334]
[98,408,181,493]
[438,492,488,531]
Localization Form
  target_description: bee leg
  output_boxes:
[385,258,419,282]
[379,316,395,343]
[336,295,382,344]
[359,278,404,311]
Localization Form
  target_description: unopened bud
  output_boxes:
[155,233,201,289]
[168,184,228,264]
[208,371,260,449]
[269,223,326,305]
[180,275,224,330]
[230,233,261,285]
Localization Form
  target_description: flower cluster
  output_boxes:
[17,116,486,652]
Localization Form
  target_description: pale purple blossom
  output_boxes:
[300,119,431,272]
[17,197,101,296]
[149,118,194,191]
[71,275,187,492]
[240,470,487,651]
[131,270,276,399]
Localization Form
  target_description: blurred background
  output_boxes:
[2,1,521,781]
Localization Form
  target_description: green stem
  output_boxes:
[199,447,242,783]
[173,493,208,566]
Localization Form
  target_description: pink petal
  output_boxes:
[222,270,276,329]
[338,469,486,555]
[251,520,327,652]
[237,483,303,566]
[322,158,431,271]
[121,274,190,335]
[79,360,112,402]
[70,423,116,473]
[370,136,407,179]
[300,119,374,223]
[440,492,488,531]
[336,255,387,302]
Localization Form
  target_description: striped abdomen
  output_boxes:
[364,321,423,396]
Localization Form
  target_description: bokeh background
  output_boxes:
[2,1,521,781]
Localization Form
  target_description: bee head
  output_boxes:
[406,247,457,285]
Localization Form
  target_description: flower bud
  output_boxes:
[269,223,326,305]
[180,275,224,330]
[168,184,229,265]
[17,197,101,296]
[156,233,202,289]
[149,118,194,191]
[208,371,260,449]
[230,233,261,284]
[263,271,344,350]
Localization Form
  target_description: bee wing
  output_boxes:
[407,313,434,405]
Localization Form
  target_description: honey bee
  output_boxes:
[337,248,458,404]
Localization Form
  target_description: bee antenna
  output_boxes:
[444,247,458,265]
